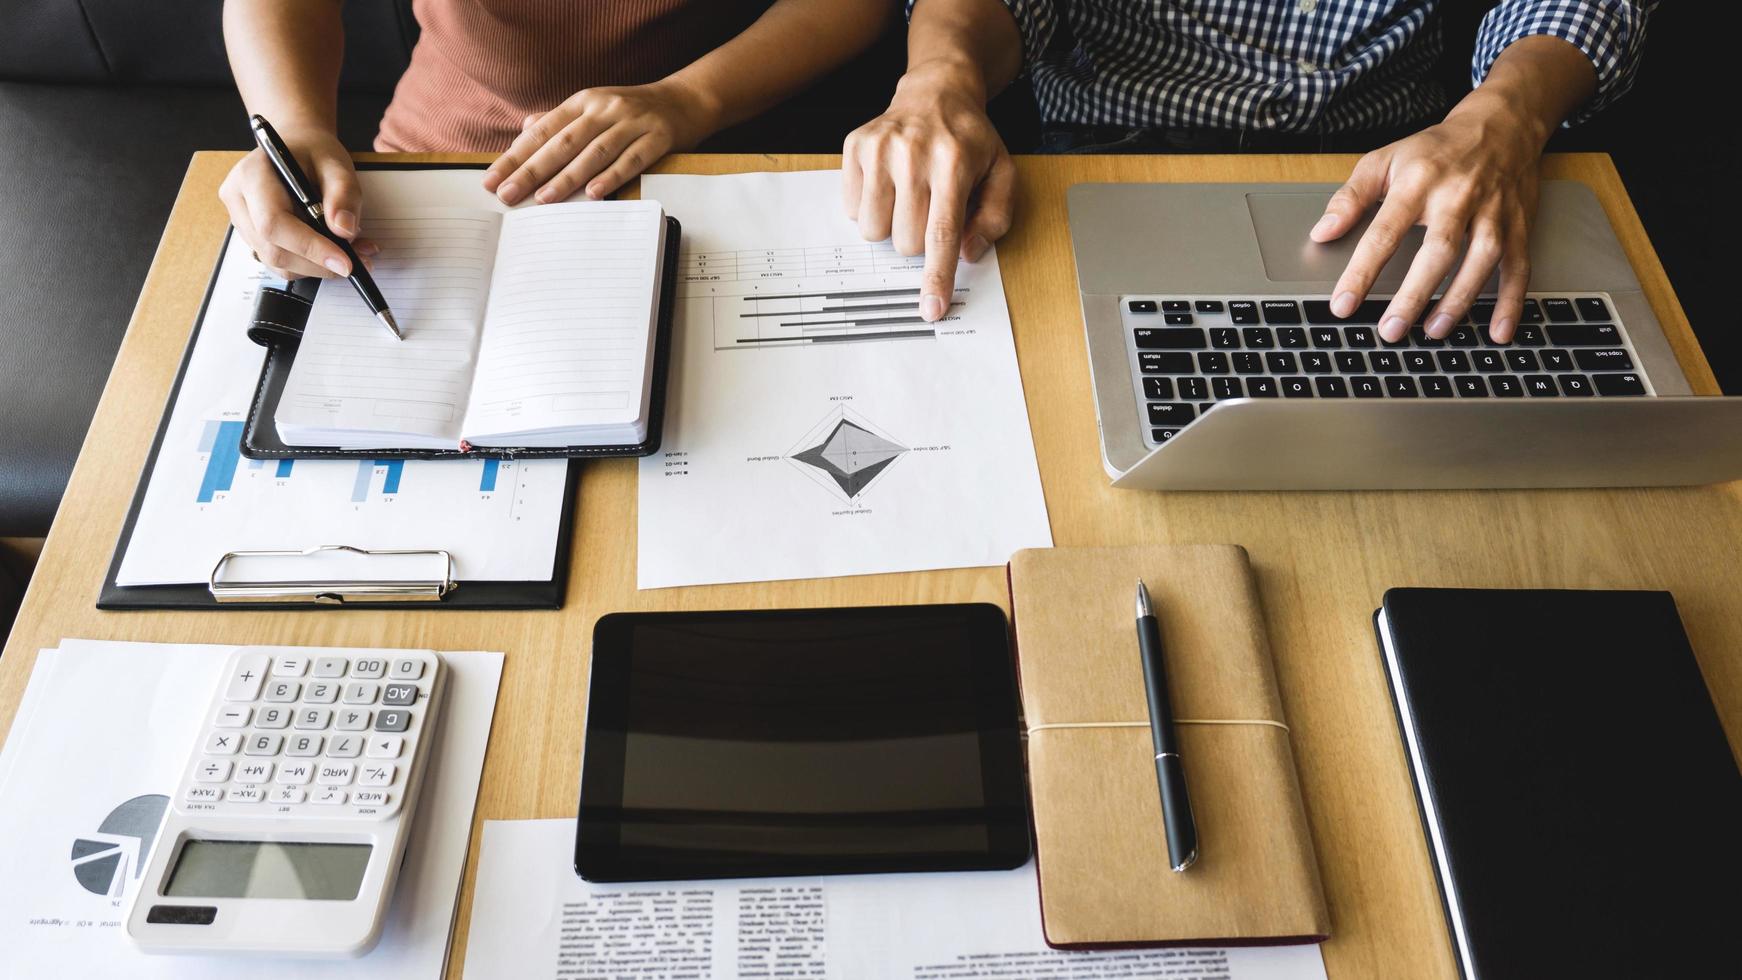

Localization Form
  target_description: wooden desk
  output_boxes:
[3,152,1738,979]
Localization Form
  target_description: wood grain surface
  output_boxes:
[2,151,1737,980]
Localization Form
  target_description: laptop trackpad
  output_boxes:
[1248,192,1430,286]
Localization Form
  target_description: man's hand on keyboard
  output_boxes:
[1309,36,1600,346]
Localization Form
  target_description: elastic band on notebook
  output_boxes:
[1026,718,1290,734]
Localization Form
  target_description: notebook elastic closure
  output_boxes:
[246,278,318,348]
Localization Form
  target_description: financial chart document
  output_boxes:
[462,819,1328,980]
[0,641,503,979]
[636,171,1052,589]
[114,233,568,587]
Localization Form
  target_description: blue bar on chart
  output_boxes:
[349,460,406,501]
[480,458,500,492]
[196,420,246,503]
[276,459,295,478]
[351,460,374,503]
[248,458,265,470]
[197,420,222,453]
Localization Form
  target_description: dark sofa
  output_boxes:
[0,2,413,538]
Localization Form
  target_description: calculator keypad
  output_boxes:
[178,649,439,820]
[204,732,240,755]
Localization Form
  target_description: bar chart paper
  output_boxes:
[636,170,1052,588]
[113,232,569,587]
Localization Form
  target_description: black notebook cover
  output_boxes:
[241,164,680,461]
[1375,588,1742,979]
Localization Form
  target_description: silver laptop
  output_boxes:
[1068,182,1742,490]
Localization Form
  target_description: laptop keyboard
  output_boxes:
[1120,293,1654,447]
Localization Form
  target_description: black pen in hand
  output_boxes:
[249,114,402,340]
[1136,579,1198,872]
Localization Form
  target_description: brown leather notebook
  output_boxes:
[1009,544,1329,948]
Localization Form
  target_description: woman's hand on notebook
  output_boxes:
[483,82,715,207]
[218,127,378,281]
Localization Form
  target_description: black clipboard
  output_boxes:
[240,162,680,461]
[99,217,581,611]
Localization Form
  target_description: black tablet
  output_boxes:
[576,603,1030,882]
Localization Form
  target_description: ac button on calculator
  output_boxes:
[128,647,446,957]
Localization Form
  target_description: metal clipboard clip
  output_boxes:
[208,544,457,604]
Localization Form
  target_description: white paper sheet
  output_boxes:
[0,649,58,793]
[114,222,570,586]
[277,198,666,450]
[635,171,1052,589]
[465,201,665,446]
[278,207,502,448]
[0,639,504,980]
[462,818,1328,980]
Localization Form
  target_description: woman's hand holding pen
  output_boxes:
[483,80,719,206]
[219,126,378,281]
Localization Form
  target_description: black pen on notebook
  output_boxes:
[1136,579,1198,872]
[249,113,402,340]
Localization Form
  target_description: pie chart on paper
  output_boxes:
[69,794,169,897]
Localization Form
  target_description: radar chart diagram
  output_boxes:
[785,407,910,503]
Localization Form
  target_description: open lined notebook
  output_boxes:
[275,200,668,450]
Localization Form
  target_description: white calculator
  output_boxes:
[128,647,445,956]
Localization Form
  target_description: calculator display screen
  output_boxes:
[165,840,371,900]
[578,604,1029,882]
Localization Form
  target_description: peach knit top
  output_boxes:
[376,0,773,152]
